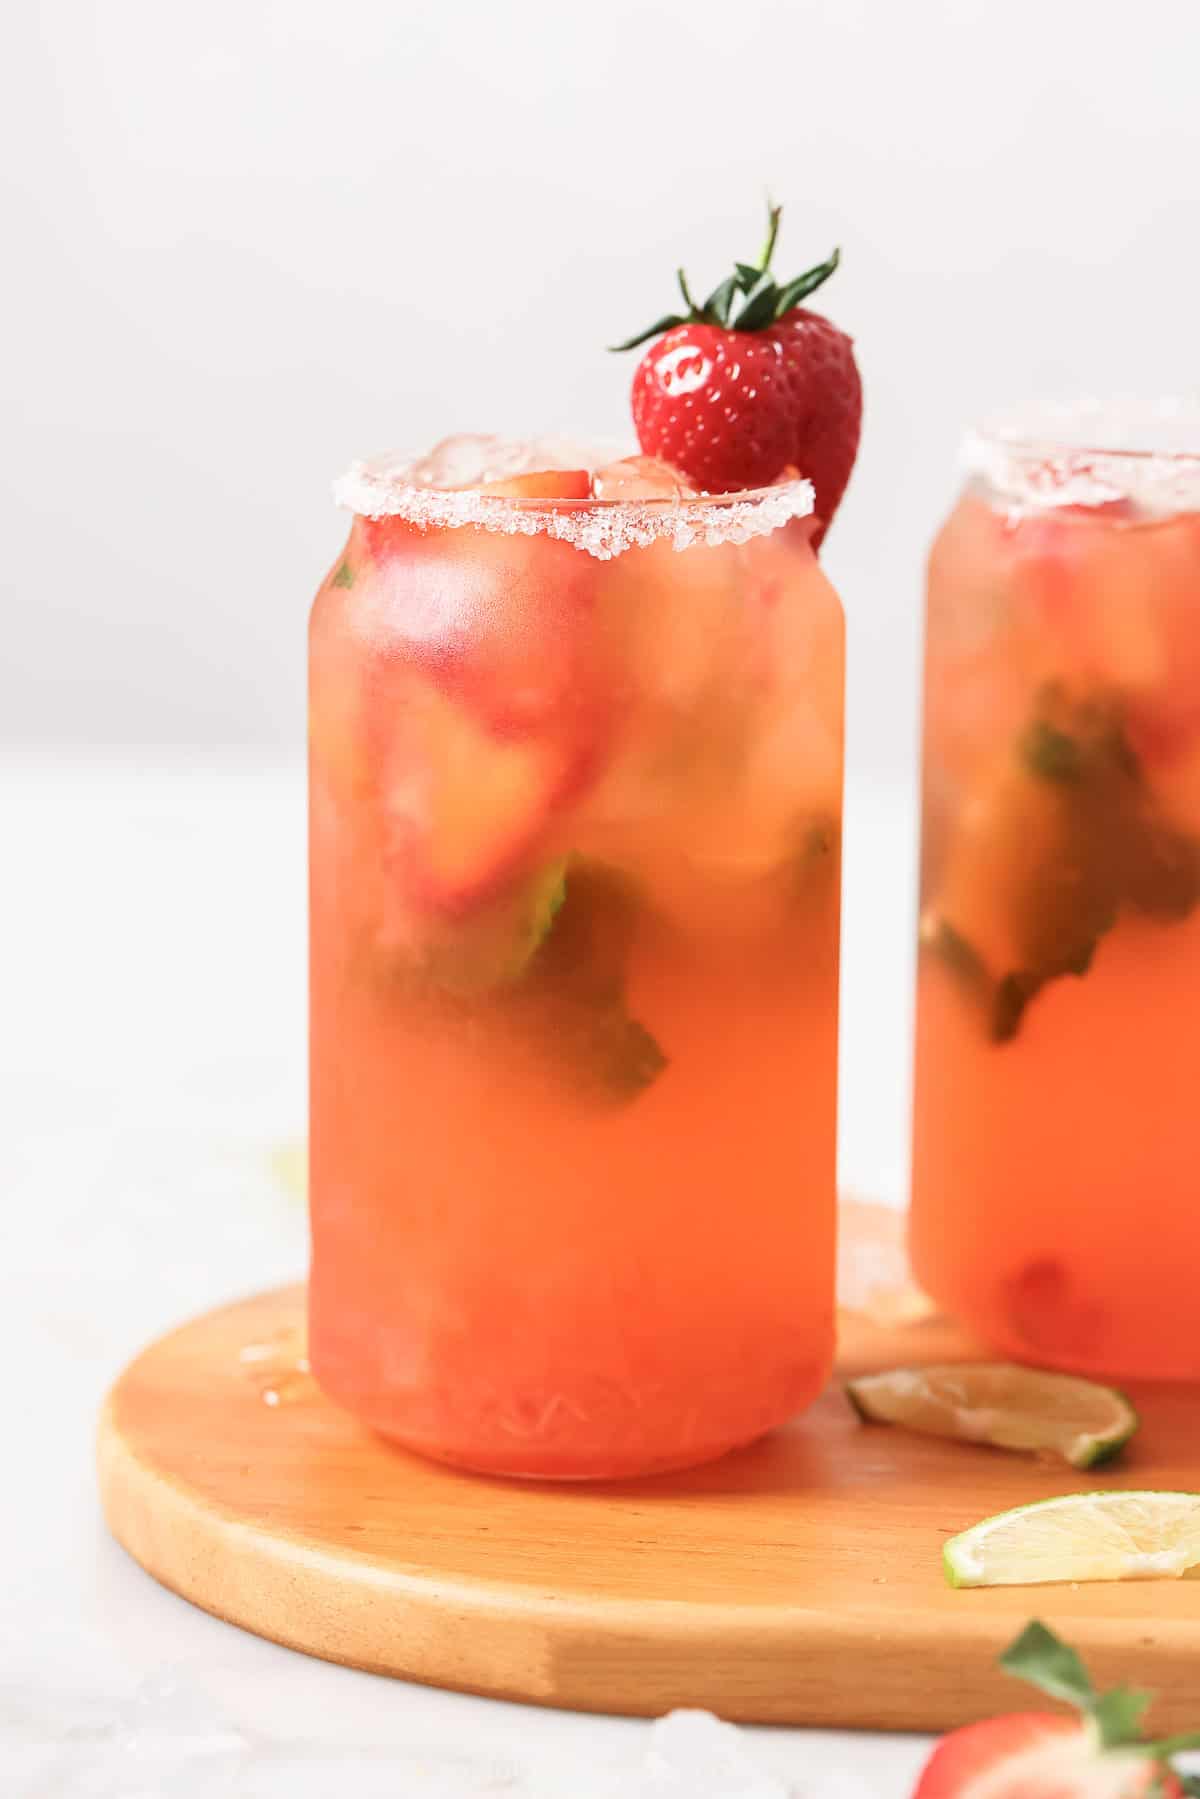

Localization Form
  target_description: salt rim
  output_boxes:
[333,453,815,561]
[963,398,1200,518]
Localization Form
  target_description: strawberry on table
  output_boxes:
[612,202,862,545]
[913,1622,1197,1798]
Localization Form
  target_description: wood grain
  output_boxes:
[97,1285,1200,1730]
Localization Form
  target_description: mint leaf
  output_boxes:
[332,559,355,589]
[990,970,1045,1043]
[922,917,988,990]
[1124,819,1200,921]
[934,687,1200,1045]
[1021,716,1085,782]
[377,863,667,1105]
[1000,1621,1095,1707]
[549,997,667,1102]
[517,864,667,1104]
[414,861,568,998]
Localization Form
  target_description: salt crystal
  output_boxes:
[336,449,813,561]
[963,398,1200,518]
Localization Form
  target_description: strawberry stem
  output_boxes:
[757,200,782,273]
[676,267,700,315]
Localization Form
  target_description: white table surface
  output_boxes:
[1,751,929,1797]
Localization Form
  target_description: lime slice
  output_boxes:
[846,1363,1138,1469]
[944,1491,1200,1588]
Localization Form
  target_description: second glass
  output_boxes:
[911,412,1200,1379]
[309,461,844,1477]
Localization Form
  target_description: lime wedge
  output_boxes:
[944,1491,1200,1588]
[846,1363,1138,1469]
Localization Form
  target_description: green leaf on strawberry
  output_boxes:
[610,200,841,347]
[1002,1621,1152,1749]
[999,1619,1100,1710]
[614,200,830,345]
[774,249,843,316]
[701,272,740,326]
[1091,1692,1158,1755]
[915,1621,1195,1796]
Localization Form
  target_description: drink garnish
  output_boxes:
[379,861,667,1106]
[611,201,862,543]
[944,1492,1200,1588]
[847,1363,1138,1468]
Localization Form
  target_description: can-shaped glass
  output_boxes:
[309,461,844,1475]
[911,413,1200,1378]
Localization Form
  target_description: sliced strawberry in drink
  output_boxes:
[480,469,591,499]
[379,678,571,911]
[361,515,612,745]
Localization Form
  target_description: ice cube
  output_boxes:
[409,434,517,489]
[638,1710,792,1798]
[592,455,695,501]
[838,1197,937,1325]
[411,434,628,490]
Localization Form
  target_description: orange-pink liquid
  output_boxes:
[309,511,844,1475]
[912,489,1200,1378]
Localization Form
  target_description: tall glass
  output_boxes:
[911,413,1200,1379]
[309,459,844,1476]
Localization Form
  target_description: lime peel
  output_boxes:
[846,1362,1138,1469]
[944,1490,1200,1589]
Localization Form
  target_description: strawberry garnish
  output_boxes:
[612,202,862,545]
[914,1622,1199,1798]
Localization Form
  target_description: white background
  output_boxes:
[5,0,1200,775]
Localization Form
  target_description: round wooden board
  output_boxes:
[98,1285,1200,1731]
